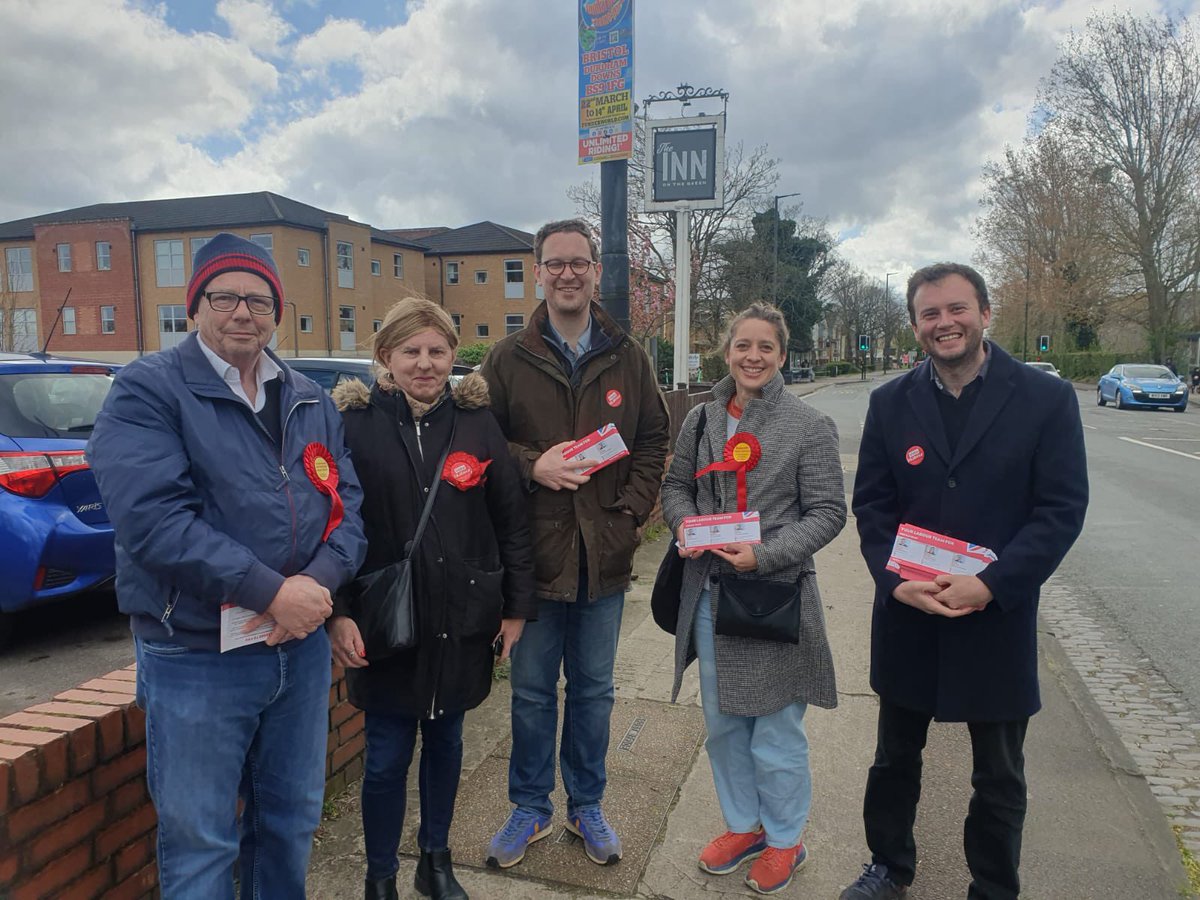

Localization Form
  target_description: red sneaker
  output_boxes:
[697,827,767,875]
[745,842,809,894]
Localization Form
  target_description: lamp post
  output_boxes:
[283,300,299,357]
[883,272,898,371]
[772,192,802,306]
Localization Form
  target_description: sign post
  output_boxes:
[643,111,725,388]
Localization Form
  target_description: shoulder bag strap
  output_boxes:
[407,407,458,558]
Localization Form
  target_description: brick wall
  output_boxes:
[0,663,366,898]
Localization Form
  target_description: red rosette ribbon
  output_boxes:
[302,442,344,542]
[442,451,492,491]
[694,432,762,512]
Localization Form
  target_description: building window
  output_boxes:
[393,254,404,278]
[475,323,489,338]
[56,243,72,272]
[5,247,32,291]
[250,233,274,257]
[190,237,211,264]
[62,307,76,335]
[0,308,37,352]
[336,241,353,289]
[157,304,188,349]
[96,242,111,271]
[155,240,185,287]
[446,261,459,285]
[372,319,382,333]
[371,259,382,277]
[451,313,461,335]
[100,306,116,334]
[299,315,313,333]
[297,248,311,267]
[339,305,356,351]
[504,259,525,299]
[474,270,488,285]
[535,282,545,300]
[505,314,524,335]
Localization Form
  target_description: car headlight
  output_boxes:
[1175,385,1186,393]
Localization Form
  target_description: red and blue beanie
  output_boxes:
[186,232,285,323]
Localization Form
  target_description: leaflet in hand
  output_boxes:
[886,523,997,581]
[562,423,630,475]
[681,511,762,551]
[220,604,274,653]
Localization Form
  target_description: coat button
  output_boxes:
[424,487,429,493]
[436,557,443,563]
[709,574,719,584]
[947,477,958,488]
[469,579,476,585]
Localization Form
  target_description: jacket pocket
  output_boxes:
[448,560,505,639]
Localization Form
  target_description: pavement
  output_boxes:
[306,374,1193,899]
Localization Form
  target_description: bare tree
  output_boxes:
[1038,12,1200,360]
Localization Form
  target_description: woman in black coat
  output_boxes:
[329,297,536,900]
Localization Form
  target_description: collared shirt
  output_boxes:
[930,340,991,396]
[196,334,282,413]
[544,315,594,372]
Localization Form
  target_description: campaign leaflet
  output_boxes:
[887,523,997,581]
[562,423,630,475]
[680,511,762,551]
[220,604,274,653]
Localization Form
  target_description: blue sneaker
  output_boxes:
[565,805,623,865]
[485,807,553,869]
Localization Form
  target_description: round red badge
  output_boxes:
[905,445,925,466]
[606,389,622,408]
[442,452,492,491]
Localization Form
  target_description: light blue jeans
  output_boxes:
[508,578,624,817]
[693,588,811,848]
[135,630,331,899]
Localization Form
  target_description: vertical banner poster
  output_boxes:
[578,0,634,164]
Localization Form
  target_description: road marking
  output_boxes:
[1118,436,1200,461]
[1082,424,1098,430]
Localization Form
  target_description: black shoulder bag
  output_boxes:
[350,410,457,659]
[651,405,708,634]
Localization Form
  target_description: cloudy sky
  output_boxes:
[0,0,1190,279]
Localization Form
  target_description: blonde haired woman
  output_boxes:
[330,297,536,900]
[661,302,846,895]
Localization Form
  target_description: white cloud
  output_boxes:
[216,0,293,56]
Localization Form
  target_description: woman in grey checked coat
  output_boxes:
[660,302,847,895]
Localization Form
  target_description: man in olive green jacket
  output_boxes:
[481,218,669,870]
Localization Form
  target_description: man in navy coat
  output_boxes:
[841,263,1088,900]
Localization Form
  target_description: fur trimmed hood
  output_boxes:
[332,370,489,412]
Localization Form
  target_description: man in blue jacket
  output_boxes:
[841,263,1088,900]
[88,233,366,899]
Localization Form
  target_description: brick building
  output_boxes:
[0,193,540,362]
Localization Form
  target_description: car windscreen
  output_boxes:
[1124,365,1172,379]
[0,372,115,438]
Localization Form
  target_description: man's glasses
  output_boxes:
[205,291,277,316]
[540,258,594,276]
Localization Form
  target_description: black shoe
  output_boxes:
[414,849,468,900]
[364,875,398,900]
[840,862,908,899]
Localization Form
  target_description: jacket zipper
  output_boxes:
[160,588,180,636]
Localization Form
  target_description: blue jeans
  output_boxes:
[361,710,465,879]
[135,631,331,900]
[694,589,811,848]
[508,581,624,817]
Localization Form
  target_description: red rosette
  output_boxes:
[442,451,492,491]
[694,432,763,512]
[302,442,344,542]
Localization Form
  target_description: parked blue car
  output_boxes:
[0,353,119,644]
[1096,363,1189,412]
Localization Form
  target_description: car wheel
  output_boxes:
[1096,388,1106,407]
[1115,391,1124,410]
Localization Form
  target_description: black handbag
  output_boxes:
[351,412,457,659]
[651,405,707,634]
[714,573,805,644]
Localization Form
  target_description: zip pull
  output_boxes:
[279,464,290,482]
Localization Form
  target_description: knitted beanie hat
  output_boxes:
[186,232,284,323]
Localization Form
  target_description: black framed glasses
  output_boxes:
[204,291,277,316]
[540,258,594,276]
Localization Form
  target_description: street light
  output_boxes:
[772,192,802,306]
[283,300,300,357]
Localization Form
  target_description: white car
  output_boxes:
[1025,361,1063,378]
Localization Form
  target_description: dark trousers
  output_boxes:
[361,710,465,880]
[863,699,1029,900]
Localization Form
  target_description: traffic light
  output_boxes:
[1038,334,1050,353]
[858,334,870,352]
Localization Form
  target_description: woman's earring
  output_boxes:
[385,371,395,383]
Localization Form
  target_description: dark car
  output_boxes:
[0,353,120,644]
[1097,363,1188,412]
[285,358,473,393]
